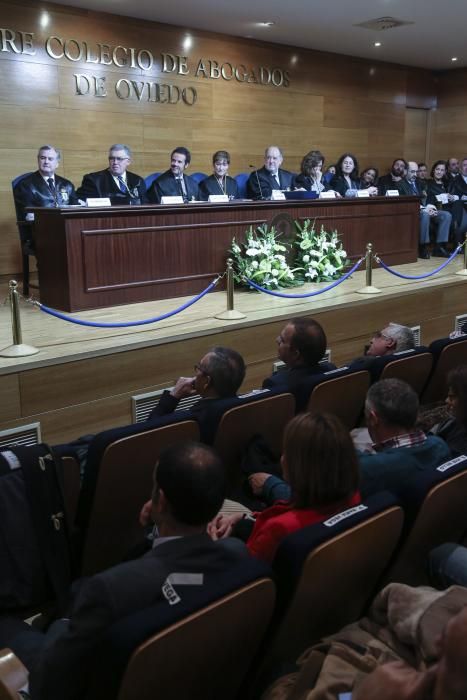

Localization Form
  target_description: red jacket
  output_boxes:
[246,491,361,563]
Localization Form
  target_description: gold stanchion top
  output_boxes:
[366,242,373,253]
[8,280,18,291]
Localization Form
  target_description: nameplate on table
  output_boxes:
[386,190,400,197]
[208,194,229,203]
[271,189,286,200]
[320,191,336,199]
[161,195,184,205]
[356,190,370,198]
[86,198,111,207]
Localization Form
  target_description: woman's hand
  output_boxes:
[207,513,244,540]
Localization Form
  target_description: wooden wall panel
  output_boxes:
[0,0,446,276]
[404,108,428,164]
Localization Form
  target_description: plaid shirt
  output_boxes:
[373,429,427,452]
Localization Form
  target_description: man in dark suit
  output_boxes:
[77,144,147,205]
[262,317,335,411]
[13,145,79,223]
[148,346,246,443]
[247,145,294,200]
[0,441,249,700]
[147,146,200,203]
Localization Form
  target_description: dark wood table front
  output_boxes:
[31,197,419,311]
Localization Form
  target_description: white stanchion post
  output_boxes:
[215,258,246,320]
[356,243,381,295]
[0,280,39,357]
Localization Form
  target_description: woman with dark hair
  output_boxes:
[426,160,456,208]
[209,412,361,563]
[329,153,360,197]
[432,365,467,455]
[293,150,328,194]
[360,166,379,195]
[199,150,239,200]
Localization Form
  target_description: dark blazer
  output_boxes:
[198,174,239,201]
[292,173,328,193]
[148,391,235,444]
[147,170,200,203]
[76,169,148,205]
[448,174,467,200]
[426,179,451,208]
[27,534,249,700]
[262,362,336,412]
[247,166,294,200]
[329,174,360,197]
[14,172,79,220]
[378,174,415,197]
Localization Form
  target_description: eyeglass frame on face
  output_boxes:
[108,156,129,162]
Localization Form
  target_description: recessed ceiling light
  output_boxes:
[290,54,298,65]
[452,57,458,62]
[258,21,275,27]
[374,41,382,47]
[39,11,50,28]
[182,35,193,51]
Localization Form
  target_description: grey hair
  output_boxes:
[365,378,419,429]
[38,145,60,160]
[384,323,415,352]
[108,144,132,159]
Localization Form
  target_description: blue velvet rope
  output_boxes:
[244,257,364,298]
[376,245,462,280]
[35,278,219,328]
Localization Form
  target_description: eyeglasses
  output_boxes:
[109,156,129,162]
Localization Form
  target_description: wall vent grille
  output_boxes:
[0,422,41,450]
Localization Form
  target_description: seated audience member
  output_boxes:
[14,145,79,222]
[249,379,451,505]
[322,163,336,184]
[147,146,200,203]
[447,156,467,241]
[77,144,147,205]
[350,322,415,376]
[148,346,246,442]
[209,412,360,563]
[378,158,409,195]
[199,150,239,200]
[359,166,379,194]
[329,153,360,196]
[431,365,467,455]
[247,145,294,200]
[0,441,248,700]
[358,378,452,498]
[292,150,329,195]
[446,156,460,180]
[410,161,452,260]
[262,317,336,410]
[417,161,428,181]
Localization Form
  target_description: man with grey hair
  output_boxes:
[247,145,294,199]
[349,322,416,380]
[77,144,147,204]
[14,145,79,222]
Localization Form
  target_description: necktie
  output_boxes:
[117,175,128,193]
[47,177,55,193]
[177,177,187,198]
[411,181,418,194]
[274,174,281,188]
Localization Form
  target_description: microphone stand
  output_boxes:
[249,164,265,200]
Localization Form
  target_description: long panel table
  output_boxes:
[32,197,419,311]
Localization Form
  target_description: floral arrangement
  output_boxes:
[230,224,299,289]
[294,219,348,283]
[231,219,348,289]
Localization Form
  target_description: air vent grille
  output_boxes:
[454,314,467,334]
[411,325,421,346]
[0,422,41,449]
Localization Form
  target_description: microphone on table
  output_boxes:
[249,164,265,200]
